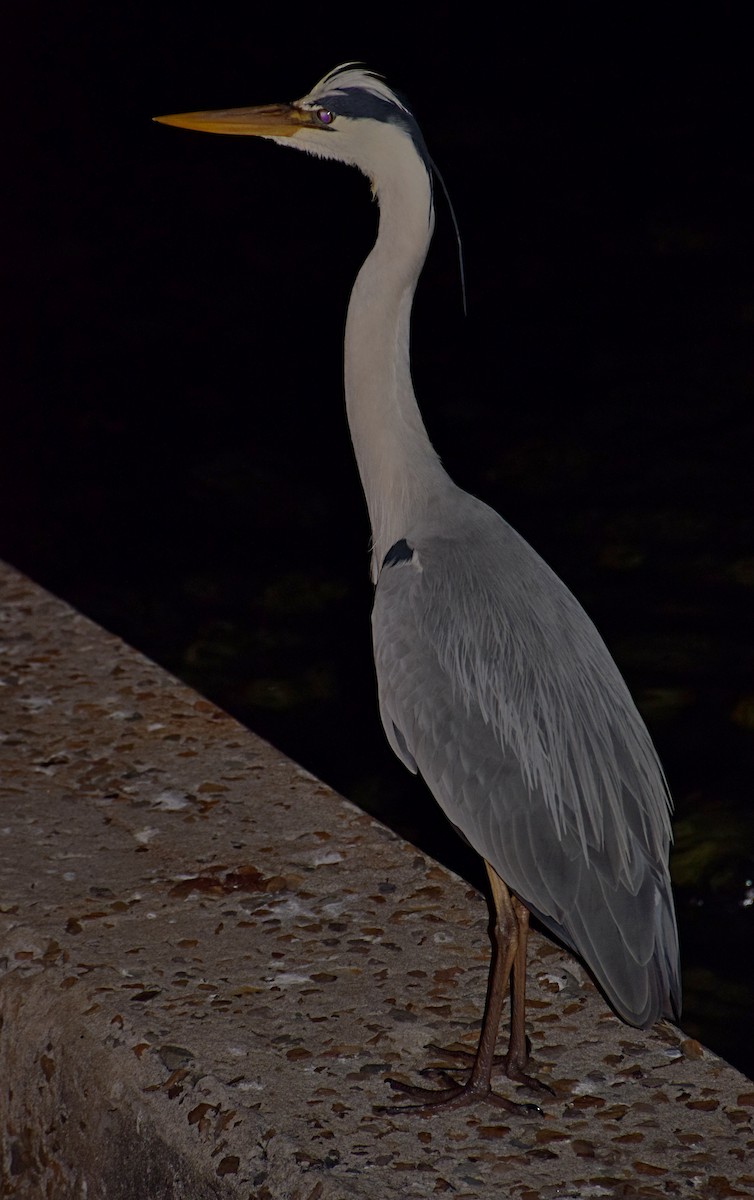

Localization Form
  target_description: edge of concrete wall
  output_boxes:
[1,560,753,1200]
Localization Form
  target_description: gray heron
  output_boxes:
[155,65,681,1114]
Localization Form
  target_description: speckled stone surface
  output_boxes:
[1,560,753,1200]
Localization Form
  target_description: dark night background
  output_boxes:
[4,6,753,1077]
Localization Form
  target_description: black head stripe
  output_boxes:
[319,88,432,174]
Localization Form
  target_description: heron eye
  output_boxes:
[316,109,334,125]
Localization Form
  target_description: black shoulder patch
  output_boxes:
[382,538,414,568]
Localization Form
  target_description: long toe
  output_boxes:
[381,1075,543,1117]
[501,1063,556,1096]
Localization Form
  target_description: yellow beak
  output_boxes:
[153,103,318,138]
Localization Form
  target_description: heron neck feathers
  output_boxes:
[344,136,449,579]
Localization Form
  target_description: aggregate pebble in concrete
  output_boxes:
[1,560,753,1199]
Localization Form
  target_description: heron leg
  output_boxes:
[499,897,552,1093]
[429,872,552,1086]
[504,894,529,1073]
[382,862,543,1115]
[468,862,519,1088]
[421,875,553,1096]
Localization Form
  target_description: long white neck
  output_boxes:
[343,133,450,580]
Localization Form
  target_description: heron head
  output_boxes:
[154,63,432,187]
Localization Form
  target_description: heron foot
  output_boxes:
[424,1043,555,1097]
[501,1062,555,1096]
[380,1071,544,1117]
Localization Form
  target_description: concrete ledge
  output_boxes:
[1,559,753,1199]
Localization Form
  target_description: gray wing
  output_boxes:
[372,497,680,1028]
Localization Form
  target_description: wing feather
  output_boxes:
[372,498,680,1026]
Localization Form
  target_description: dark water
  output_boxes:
[4,8,753,1078]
